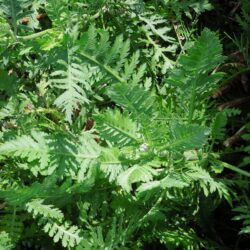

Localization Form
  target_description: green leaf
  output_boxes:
[187,165,230,199]
[26,199,64,222]
[95,109,139,147]
[136,181,161,200]
[169,123,209,151]
[233,205,250,234]
[0,231,14,250]
[51,46,90,123]
[76,132,101,182]
[107,83,158,120]
[118,165,157,192]
[161,174,189,189]
[166,29,226,119]
[211,111,227,141]
[43,222,82,248]
[0,131,50,172]
[139,15,175,43]
[178,28,225,73]
[100,147,124,182]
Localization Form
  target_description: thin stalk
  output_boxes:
[172,21,184,55]
[17,29,54,41]
[188,80,197,123]
[222,162,250,178]
[10,206,17,239]
[10,0,17,39]
[218,67,250,87]
[138,190,165,226]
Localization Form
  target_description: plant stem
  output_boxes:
[188,80,197,123]
[10,0,17,39]
[222,162,250,178]
[17,29,54,41]
[10,206,17,238]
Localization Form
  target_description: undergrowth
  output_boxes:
[0,0,249,249]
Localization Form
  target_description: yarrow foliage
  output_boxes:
[0,0,248,249]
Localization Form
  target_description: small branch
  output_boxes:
[218,96,250,111]
[0,202,6,210]
[172,22,184,54]
[229,1,241,16]
[213,68,250,98]
[212,81,237,99]
[214,63,245,73]
[223,126,249,147]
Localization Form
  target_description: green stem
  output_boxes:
[10,0,17,39]
[10,206,17,238]
[138,191,165,226]
[222,162,250,178]
[188,80,196,123]
[17,29,54,41]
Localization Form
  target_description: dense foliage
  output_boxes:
[0,0,249,249]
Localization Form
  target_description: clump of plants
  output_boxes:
[0,0,249,249]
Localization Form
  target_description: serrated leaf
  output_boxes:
[118,165,157,192]
[106,83,158,120]
[95,109,139,147]
[169,123,209,151]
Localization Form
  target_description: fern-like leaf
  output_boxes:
[0,0,43,34]
[76,132,101,182]
[236,0,250,36]
[78,25,147,85]
[166,29,226,120]
[106,83,158,120]
[187,165,230,199]
[100,148,124,182]
[79,26,129,84]
[118,165,157,192]
[26,199,64,222]
[50,26,147,123]
[157,227,201,250]
[139,14,175,43]
[178,28,225,73]
[0,131,50,173]
[168,123,209,151]
[233,205,250,234]
[0,231,14,250]
[26,197,82,247]
[44,222,82,247]
[211,111,227,141]
[95,109,140,147]
[51,46,90,123]
[0,211,23,246]
[0,131,100,178]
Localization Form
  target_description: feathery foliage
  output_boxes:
[0,0,246,249]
